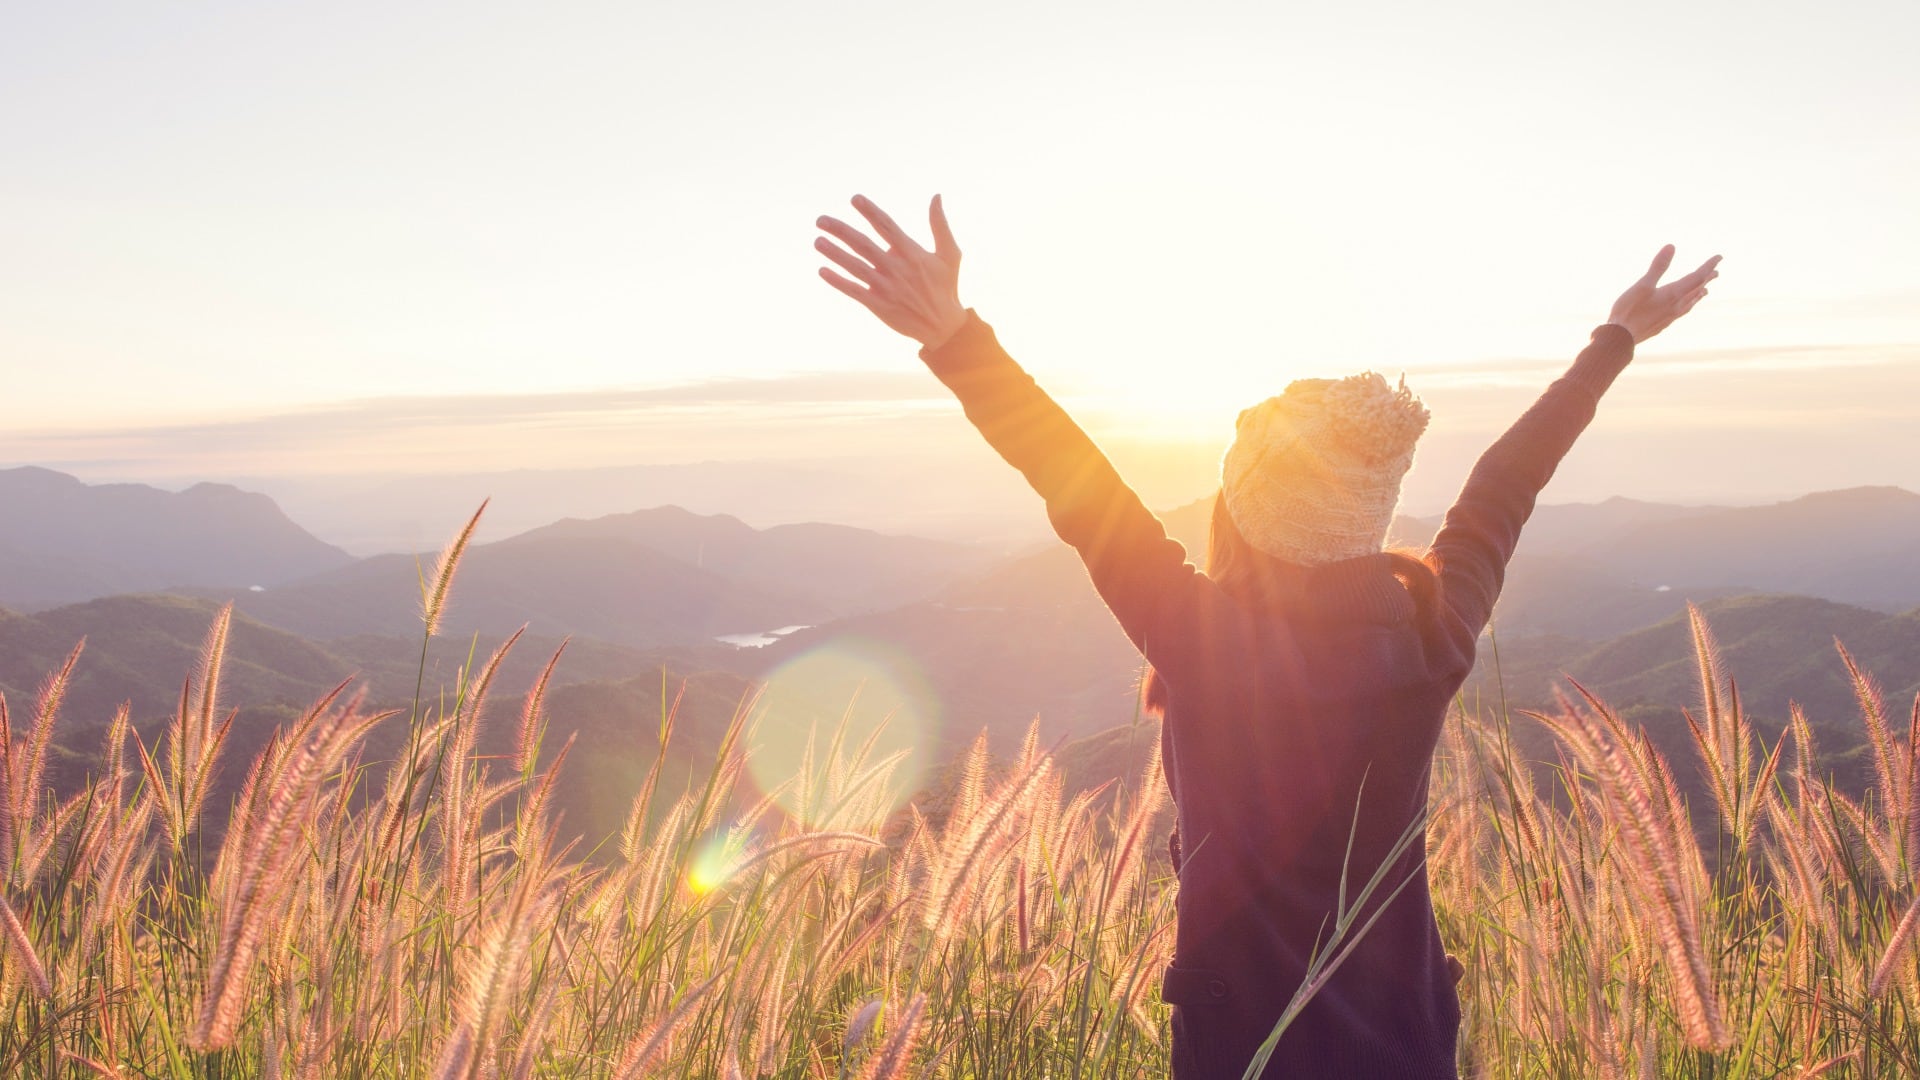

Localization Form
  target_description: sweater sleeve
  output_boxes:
[1428,325,1635,636]
[919,312,1208,666]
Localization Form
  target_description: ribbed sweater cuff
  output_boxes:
[918,310,1001,381]
[1564,324,1635,398]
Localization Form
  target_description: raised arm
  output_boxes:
[1430,245,1721,635]
[815,195,1205,659]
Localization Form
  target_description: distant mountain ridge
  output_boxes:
[741,486,1920,760]
[189,505,996,648]
[502,505,997,618]
[0,592,757,850]
[14,489,1920,850]
[1399,487,1920,612]
[0,467,353,609]
[1596,487,1920,607]
[14,466,1920,762]
[0,593,692,730]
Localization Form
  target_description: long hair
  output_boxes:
[1139,493,1436,717]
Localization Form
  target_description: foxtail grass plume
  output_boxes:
[193,687,392,1049]
[610,974,723,1080]
[8,584,1920,1075]
[857,994,927,1080]
[844,998,884,1054]
[422,499,488,637]
[1871,890,1920,996]
[0,890,50,997]
[1532,684,1730,1050]
[56,1051,125,1079]
[515,637,569,775]
[1,641,82,862]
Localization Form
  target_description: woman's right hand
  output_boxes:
[815,194,969,349]
[1607,245,1722,343]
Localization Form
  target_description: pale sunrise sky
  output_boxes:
[3,1,1919,545]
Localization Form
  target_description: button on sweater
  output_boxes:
[919,313,1635,1079]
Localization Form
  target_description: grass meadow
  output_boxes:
[3,509,1919,1078]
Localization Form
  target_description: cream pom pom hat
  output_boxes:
[1221,372,1431,565]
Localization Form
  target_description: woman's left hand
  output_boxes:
[816,194,968,349]
[1606,245,1722,344]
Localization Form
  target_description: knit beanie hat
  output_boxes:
[1221,372,1430,565]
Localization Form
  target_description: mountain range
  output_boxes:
[0,466,352,609]
[18,465,1920,649]
[11,466,1920,845]
[1398,486,1920,614]
[181,505,997,648]
[0,593,705,743]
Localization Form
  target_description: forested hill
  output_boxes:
[0,467,352,608]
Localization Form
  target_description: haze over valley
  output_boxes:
[7,463,1920,853]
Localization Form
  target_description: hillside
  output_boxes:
[1468,594,1920,722]
[525,667,760,847]
[0,593,723,728]
[1479,553,1746,640]
[22,486,1920,852]
[1392,495,1720,554]
[3,594,761,849]
[1462,593,1920,796]
[188,506,997,648]
[500,505,997,617]
[0,466,353,608]
[194,536,822,646]
[1407,487,1920,614]
[1596,487,1920,607]
[734,495,1744,757]
[0,594,348,725]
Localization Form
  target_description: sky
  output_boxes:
[3,1,1918,546]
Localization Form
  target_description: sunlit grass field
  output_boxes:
[3,512,1918,1077]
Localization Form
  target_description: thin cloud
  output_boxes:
[0,370,967,479]
[1410,341,1920,388]
[7,344,1920,491]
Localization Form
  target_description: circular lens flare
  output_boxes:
[686,833,736,895]
[747,638,937,828]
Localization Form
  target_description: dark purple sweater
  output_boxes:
[920,313,1635,1079]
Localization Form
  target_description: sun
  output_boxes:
[1066,370,1278,444]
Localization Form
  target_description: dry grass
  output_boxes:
[1,511,1917,1076]
[0,510,1173,1079]
[1438,605,1920,1078]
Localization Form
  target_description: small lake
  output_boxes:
[715,624,811,649]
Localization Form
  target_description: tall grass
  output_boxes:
[0,509,1174,1078]
[1437,605,1920,1078]
[1,531,1917,1078]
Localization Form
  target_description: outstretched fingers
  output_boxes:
[815,192,967,346]
[929,194,960,263]
[818,266,875,306]
[814,236,882,285]
[817,216,888,267]
[1607,244,1722,343]
[1638,244,1677,286]
[852,195,920,253]
[1672,254,1723,293]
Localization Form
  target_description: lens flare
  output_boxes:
[686,832,738,896]
[747,637,937,827]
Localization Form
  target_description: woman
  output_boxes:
[815,194,1718,1078]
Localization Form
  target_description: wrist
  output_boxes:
[1567,324,1636,396]
[919,307,970,350]
[917,309,994,375]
